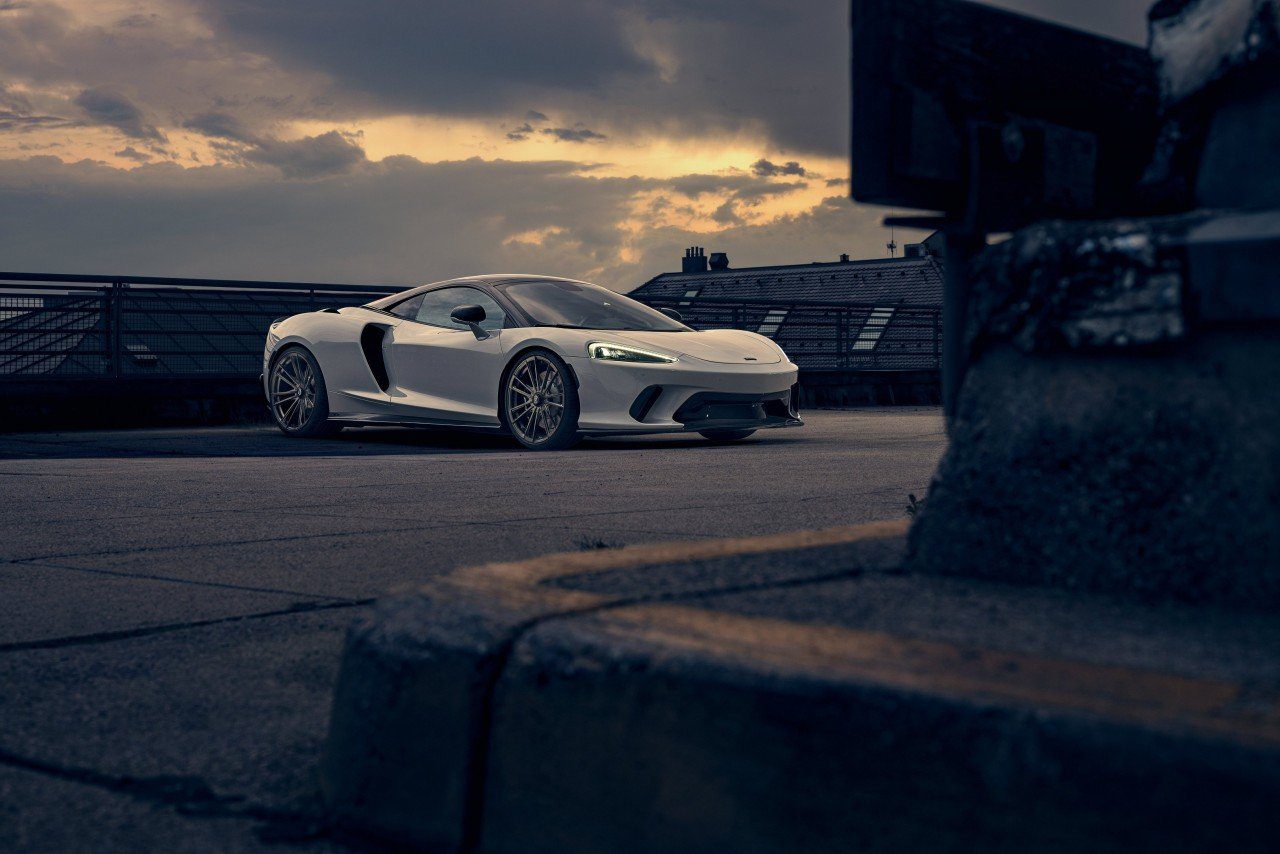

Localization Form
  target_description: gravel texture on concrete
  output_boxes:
[911,324,1280,606]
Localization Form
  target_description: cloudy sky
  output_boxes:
[0,0,1149,291]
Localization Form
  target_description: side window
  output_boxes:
[387,293,424,320]
[415,287,506,332]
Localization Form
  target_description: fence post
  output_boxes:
[933,310,941,370]
[837,308,848,369]
[109,280,124,379]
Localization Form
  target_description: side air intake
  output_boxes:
[360,325,390,391]
[629,385,663,422]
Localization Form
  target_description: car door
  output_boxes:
[384,286,508,425]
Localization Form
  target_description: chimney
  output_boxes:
[709,252,729,270]
[904,243,925,258]
[681,246,708,274]
[839,253,850,262]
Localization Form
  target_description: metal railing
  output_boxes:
[0,272,400,382]
[0,273,942,384]
[636,296,942,371]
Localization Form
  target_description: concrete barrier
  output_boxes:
[483,604,1280,853]
[905,0,1280,605]
[320,523,907,849]
[908,215,1280,606]
[321,522,1280,850]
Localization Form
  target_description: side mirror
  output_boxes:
[450,304,490,340]
[658,307,683,323]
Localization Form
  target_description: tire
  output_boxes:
[699,429,756,443]
[501,349,581,450]
[267,346,341,438]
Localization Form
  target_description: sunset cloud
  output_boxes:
[505,123,534,142]
[0,154,891,287]
[183,111,259,145]
[751,158,807,178]
[0,0,1151,288]
[0,84,72,132]
[242,130,366,179]
[540,126,607,143]
[74,87,166,141]
[113,145,152,162]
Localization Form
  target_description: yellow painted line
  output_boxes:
[597,603,1280,749]
[449,519,909,587]
[407,517,1279,748]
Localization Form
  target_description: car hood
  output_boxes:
[605,328,783,364]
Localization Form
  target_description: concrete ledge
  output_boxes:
[320,523,907,849]
[909,332,1280,606]
[488,606,1280,853]
[322,522,1280,851]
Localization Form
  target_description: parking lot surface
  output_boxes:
[0,409,946,849]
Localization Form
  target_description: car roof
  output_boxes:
[363,274,593,310]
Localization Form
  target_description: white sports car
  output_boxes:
[262,274,802,449]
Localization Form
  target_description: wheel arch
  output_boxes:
[265,339,329,407]
[496,344,580,429]
[267,338,316,374]
[265,342,342,437]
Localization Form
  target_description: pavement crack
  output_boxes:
[0,745,331,842]
[26,560,351,602]
[0,598,374,654]
[3,523,440,565]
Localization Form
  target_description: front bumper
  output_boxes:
[670,389,802,432]
[567,354,802,434]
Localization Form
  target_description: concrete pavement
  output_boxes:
[0,409,946,849]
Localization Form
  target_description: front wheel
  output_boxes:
[268,346,341,437]
[699,429,756,443]
[502,350,580,450]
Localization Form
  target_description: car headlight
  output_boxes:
[588,342,678,363]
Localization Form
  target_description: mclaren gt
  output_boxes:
[263,275,801,449]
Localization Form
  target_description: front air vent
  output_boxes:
[629,385,663,422]
[360,324,390,391]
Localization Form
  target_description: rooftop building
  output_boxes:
[629,239,944,374]
[632,237,943,307]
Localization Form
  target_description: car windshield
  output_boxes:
[498,278,686,332]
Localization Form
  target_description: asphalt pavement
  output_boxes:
[0,409,947,850]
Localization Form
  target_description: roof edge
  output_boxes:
[636,255,938,288]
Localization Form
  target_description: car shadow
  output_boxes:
[578,431,805,451]
[0,424,807,461]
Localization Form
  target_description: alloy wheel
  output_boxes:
[506,354,566,445]
[270,350,317,431]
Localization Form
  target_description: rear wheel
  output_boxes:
[699,429,756,443]
[268,346,341,437]
[502,350,580,450]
